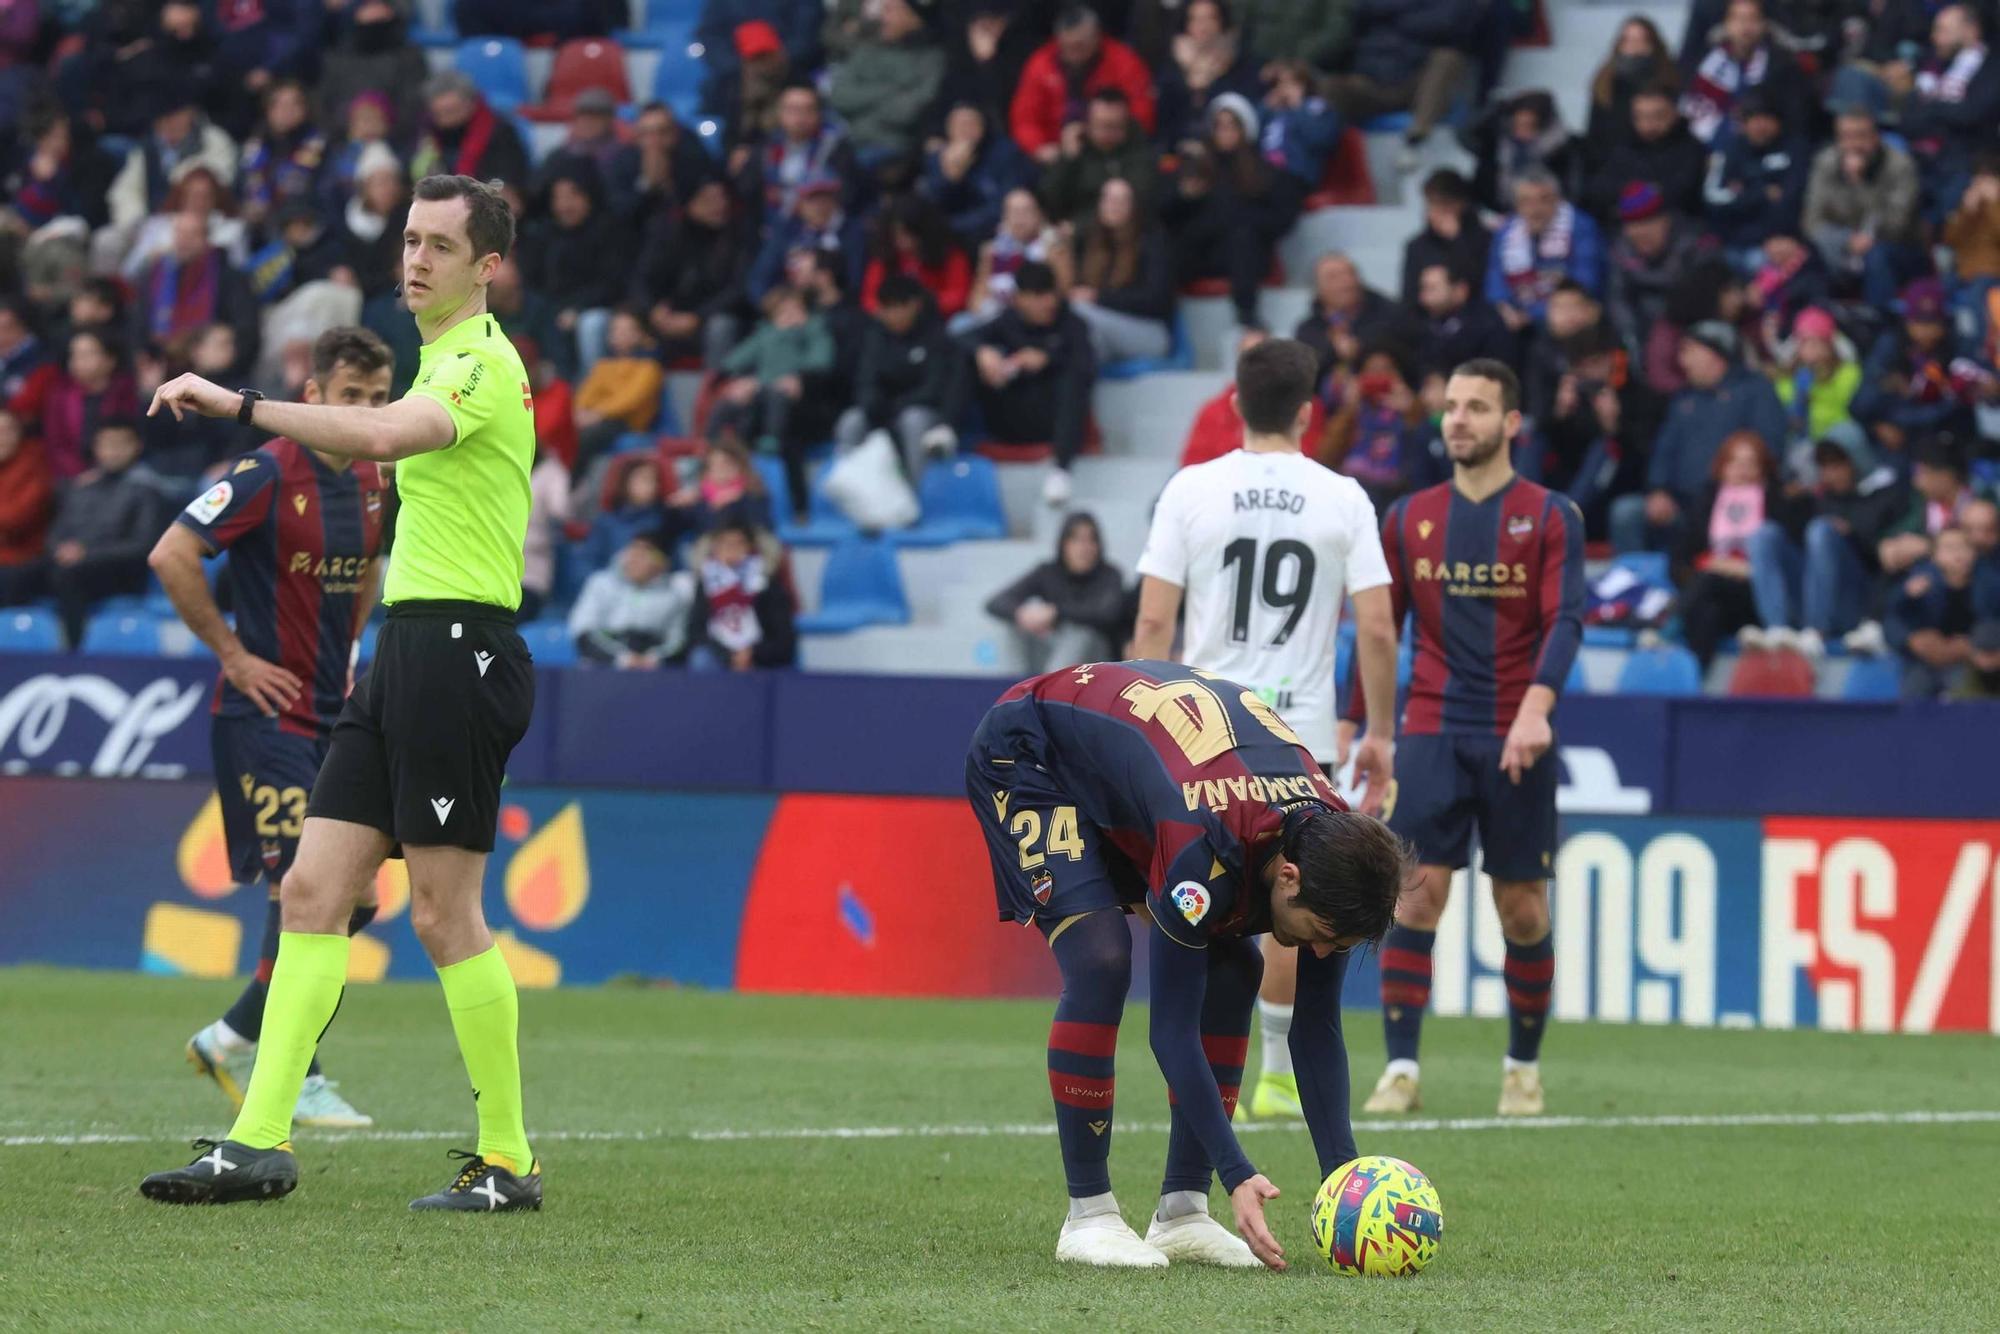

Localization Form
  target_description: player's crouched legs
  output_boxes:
[1044,911,1164,1268]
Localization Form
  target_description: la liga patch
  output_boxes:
[1170,881,1210,926]
[184,480,233,525]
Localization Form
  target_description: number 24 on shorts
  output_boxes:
[1012,806,1086,869]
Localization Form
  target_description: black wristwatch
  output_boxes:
[236,388,264,425]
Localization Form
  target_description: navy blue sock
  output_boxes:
[219,898,379,1078]
[1160,937,1261,1197]
[1045,912,1130,1200]
[1380,923,1436,1064]
[1504,932,1554,1061]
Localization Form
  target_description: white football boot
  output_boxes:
[1056,1210,1170,1268]
[1145,1204,1262,1268]
[1362,1065,1422,1114]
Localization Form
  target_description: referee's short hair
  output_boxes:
[311,326,394,383]
[1234,336,1319,436]
[413,173,516,263]
[1449,357,1522,413]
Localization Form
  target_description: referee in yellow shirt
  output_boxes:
[140,175,543,1212]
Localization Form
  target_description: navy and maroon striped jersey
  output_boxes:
[175,439,387,737]
[990,660,1348,947]
[1350,477,1584,736]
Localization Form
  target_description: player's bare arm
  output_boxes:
[1350,584,1398,815]
[1130,576,1183,659]
[1500,684,1557,785]
[148,523,301,718]
[147,375,455,464]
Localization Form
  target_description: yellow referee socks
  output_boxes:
[227,932,350,1149]
[438,946,533,1174]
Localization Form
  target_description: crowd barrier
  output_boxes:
[1,658,1994,1032]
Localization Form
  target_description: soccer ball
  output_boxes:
[1309,1155,1443,1277]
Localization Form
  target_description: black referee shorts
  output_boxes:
[308,599,535,855]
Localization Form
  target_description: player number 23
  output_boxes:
[251,784,308,838]
[1012,806,1085,869]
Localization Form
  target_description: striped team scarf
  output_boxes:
[1498,203,1575,307]
[1680,42,1769,144]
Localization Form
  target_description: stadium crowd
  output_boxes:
[0,0,1996,697]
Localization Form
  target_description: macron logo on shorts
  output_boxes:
[431,796,455,825]
[474,650,493,678]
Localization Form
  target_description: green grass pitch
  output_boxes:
[2,966,1996,1331]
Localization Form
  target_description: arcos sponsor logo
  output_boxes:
[0,673,206,777]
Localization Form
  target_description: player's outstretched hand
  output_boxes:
[1230,1174,1287,1271]
[1500,710,1553,785]
[224,648,303,718]
[148,373,240,423]
[1353,734,1394,817]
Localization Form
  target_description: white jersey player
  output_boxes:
[1132,335,1401,1122]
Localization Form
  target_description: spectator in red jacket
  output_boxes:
[0,410,54,608]
[1010,5,1158,163]
[861,196,972,318]
[1180,328,1328,466]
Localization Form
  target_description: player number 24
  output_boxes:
[1013,806,1085,869]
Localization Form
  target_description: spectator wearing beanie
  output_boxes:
[837,273,961,471]
[1010,6,1158,163]
[1678,0,1807,147]
[827,0,946,165]
[1039,88,1161,232]
[538,87,628,190]
[0,411,53,608]
[409,70,529,189]
[1613,318,1786,552]
[715,19,796,153]
[697,3,822,121]
[1701,88,1808,261]
[1586,83,1707,222]
[319,91,397,217]
[948,261,1098,506]
[1771,307,1863,456]
[687,518,799,671]
[338,143,411,300]
[921,102,1035,246]
[1486,167,1605,332]
[1153,0,1262,149]
[985,512,1130,672]
[1851,278,1985,464]
[1326,0,1478,162]
[1161,92,1287,331]
[1402,169,1494,307]
[1467,90,1583,216]
[1605,181,1710,354]
[1803,109,1922,308]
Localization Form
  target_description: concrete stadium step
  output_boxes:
[1180,291,1323,371]
[1093,371,1226,455]
[1278,204,1426,291]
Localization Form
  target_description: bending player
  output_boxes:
[150,327,394,1130]
[1131,335,1401,1122]
[968,660,1413,1270]
[1346,359,1583,1116]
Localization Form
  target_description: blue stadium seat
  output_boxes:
[520,619,577,667]
[656,379,684,436]
[80,610,163,656]
[1611,551,1671,588]
[797,537,909,633]
[1841,655,1902,701]
[1615,644,1702,697]
[894,456,1008,547]
[778,458,862,548]
[650,29,704,103]
[750,454,792,516]
[1581,624,1637,648]
[1096,311,1195,381]
[614,431,657,455]
[456,38,530,113]
[0,607,62,653]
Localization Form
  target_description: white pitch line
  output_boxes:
[6,1108,1999,1149]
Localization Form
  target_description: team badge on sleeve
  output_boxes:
[1170,881,1210,925]
[185,480,233,525]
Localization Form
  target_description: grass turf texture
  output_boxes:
[2,966,1996,1331]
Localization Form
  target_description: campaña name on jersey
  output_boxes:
[1180,770,1337,813]
[1232,487,1309,515]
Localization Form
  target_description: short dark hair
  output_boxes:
[310,325,393,383]
[94,415,142,439]
[1088,87,1130,111]
[1913,437,1968,478]
[1450,357,1522,412]
[411,173,515,262]
[876,273,927,308]
[1420,168,1472,206]
[1056,4,1099,31]
[1014,260,1057,295]
[1420,259,1474,290]
[1285,809,1414,946]
[1235,337,1319,435]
